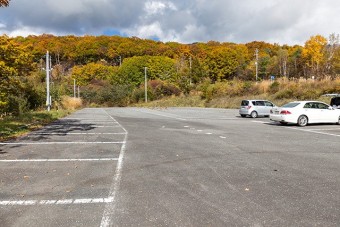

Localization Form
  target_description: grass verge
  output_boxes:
[0,110,72,141]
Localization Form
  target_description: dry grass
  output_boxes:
[60,96,83,110]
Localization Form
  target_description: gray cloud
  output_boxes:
[0,0,339,45]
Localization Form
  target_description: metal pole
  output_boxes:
[189,56,192,85]
[73,79,76,98]
[144,67,147,103]
[46,51,50,111]
[78,86,80,98]
[255,49,258,81]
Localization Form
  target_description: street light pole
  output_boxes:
[46,51,51,111]
[144,67,148,103]
[255,49,259,81]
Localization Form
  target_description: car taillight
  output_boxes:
[246,106,252,109]
[270,109,273,114]
[280,110,291,115]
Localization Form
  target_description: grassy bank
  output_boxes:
[136,78,339,108]
[0,110,72,141]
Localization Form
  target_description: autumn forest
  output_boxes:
[1,33,340,115]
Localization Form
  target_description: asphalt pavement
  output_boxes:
[0,107,339,226]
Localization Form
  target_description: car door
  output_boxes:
[303,102,320,123]
[255,101,266,115]
[264,101,274,116]
[316,102,338,122]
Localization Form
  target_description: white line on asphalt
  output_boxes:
[136,109,187,121]
[30,132,126,135]
[0,158,118,162]
[252,120,340,137]
[206,133,213,135]
[100,110,128,227]
[219,136,227,139]
[305,128,340,131]
[0,141,124,145]
[287,127,340,137]
[0,198,114,206]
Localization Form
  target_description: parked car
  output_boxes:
[270,101,340,126]
[330,96,340,109]
[322,94,340,109]
[239,100,275,118]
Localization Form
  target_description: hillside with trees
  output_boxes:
[0,33,340,116]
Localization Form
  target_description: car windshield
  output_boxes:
[241,100,249,106]
[282,102,300,108]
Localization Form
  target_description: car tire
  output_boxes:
[297,115,308,127]
[240,114,246,118]
[337,116,340,125]
[250,111,258,118]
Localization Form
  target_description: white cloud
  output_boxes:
[144,1,177,16]
[0,0,339,45]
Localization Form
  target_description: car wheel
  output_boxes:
[297,115,308,127]
[337,116,340,125]
[240,114,246,118]
[250,111,258,118]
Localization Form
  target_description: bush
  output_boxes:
[60,96,83,110]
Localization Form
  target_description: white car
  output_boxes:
[270,101,340,127]
[239,100,276,118]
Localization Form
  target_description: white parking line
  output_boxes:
[288,127,340,137]
[0,158,118,162]
[252,120,340,137]
[100,110,128,227]
[30,132,126,135]
[136,109,187,121]
[0,198,114,206]
[0,141,125,145]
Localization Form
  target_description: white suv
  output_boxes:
[239,100,275,118]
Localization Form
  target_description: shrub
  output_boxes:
[60,96,83,110]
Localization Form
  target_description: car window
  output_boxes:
[304,103,312,108]
[282,102,300,108]
[241,100,249,106]
[264,101,274,107]
[255,101,265,106]
[316,102,329,109]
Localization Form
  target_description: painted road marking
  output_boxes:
[30,132,126,135]
[219,136,227,139]
[100,109,128,227]
[287,127,340,137]
[0,141,125,145]
[136,109,187,121]
[0,158,118,162]
[206,133,213,135]
[0,198,114,206]
[252,121,340,137]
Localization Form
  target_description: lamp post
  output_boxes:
[144,67,148,103]
[46,51,51,111]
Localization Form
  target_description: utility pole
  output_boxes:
[144,67,148,103]
[119,55,122,67]
[255,49,259,81]
[73,79,76,98]
[46,51,51,111]
[189,56,192,85]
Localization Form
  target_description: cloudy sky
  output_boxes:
[0,0,339,45]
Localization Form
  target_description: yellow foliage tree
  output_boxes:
[302,35,327,77]
[0,0,10,7]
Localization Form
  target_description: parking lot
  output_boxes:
[1,107,339,226]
